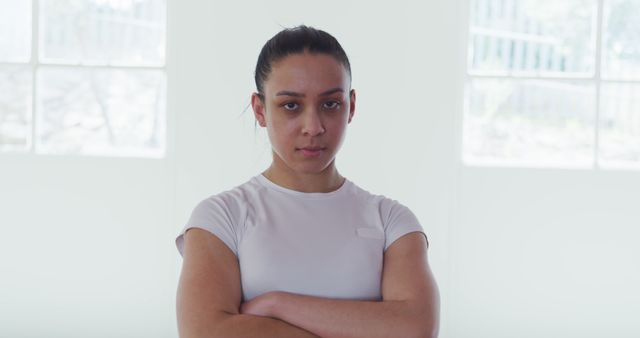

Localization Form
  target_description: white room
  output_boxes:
[1,0,638,337]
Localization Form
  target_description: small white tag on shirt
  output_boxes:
[356,227,384,240]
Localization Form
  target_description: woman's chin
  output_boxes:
[290,161,334,175]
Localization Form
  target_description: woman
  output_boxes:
[175,25,440,338]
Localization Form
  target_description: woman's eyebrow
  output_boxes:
[276,90,304,97]
[275,87,344,98]
[319,87,344,96]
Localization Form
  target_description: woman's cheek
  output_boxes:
[282,119,299,134]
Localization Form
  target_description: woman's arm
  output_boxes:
[211,313,320,338]
[241,232,440,338]
[177,228,320,338]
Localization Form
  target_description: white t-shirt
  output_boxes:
[175,174,428,302]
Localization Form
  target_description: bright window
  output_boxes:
[464,0,640,169]
[0,0,166,158]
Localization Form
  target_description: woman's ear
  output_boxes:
[348,89,356,124]
[251,93,267,127]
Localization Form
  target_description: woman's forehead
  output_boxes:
[266,53,349,95]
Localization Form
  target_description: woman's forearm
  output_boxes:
[241,291,430,338]
[270,292,429,338]
[213,313,321,338]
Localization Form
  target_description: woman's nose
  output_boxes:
[301,110,325,136]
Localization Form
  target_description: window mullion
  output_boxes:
[594,0,604,169]
[36,63,165,71]
[465,73,597,82]
[31,0,39,154]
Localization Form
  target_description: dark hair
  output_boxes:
[254,25,352,98]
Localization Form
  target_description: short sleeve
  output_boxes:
[175,195,240,258]
[382,200,429,252]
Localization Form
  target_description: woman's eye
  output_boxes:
[323,101,340,110]
[282,102,299,111]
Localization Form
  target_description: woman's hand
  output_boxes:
[240,291,283,318]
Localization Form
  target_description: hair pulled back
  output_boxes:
[254,25,352,97]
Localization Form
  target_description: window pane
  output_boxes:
[40,0,166,66]
[602,0,640,80]
[599,83,640,167]
[469,0,595,75]
[36,67,165,158]
[0,0,31,62]
[0,65,32,151]
[464,79,596,167]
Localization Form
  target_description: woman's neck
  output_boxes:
[261,162,345,193]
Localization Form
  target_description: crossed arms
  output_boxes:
[176,229,440,338]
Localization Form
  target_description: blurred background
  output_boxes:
[0,0,638,337]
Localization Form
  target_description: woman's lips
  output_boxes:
[298,148,325,157]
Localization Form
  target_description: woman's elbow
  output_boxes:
[412,312,439,338]
[423,326,439,338]
[410,322,438,338]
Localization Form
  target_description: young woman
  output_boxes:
[175,25,440,338]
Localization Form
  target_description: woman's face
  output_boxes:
[252,52,355,176]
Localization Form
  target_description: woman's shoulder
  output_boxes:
[348,179,409,208]
[347,180,419,223]
[193,176,263,211]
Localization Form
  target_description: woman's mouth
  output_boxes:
[298,147,325,157]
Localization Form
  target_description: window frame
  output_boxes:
[463,0,640,170]
[0,0,167,158]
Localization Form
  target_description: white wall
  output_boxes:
[0,156,175,337]
[1,0,638,337]
[450,168,640,338]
